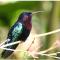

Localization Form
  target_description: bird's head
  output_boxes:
[18,12,32,30]
[17,11,44,30]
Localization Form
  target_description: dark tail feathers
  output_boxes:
[1,50,13,58]
[1,44,19,58]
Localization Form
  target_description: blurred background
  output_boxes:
[0,1,60,60]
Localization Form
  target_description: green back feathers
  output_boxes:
[12,23,23,41]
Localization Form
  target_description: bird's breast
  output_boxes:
[24,22,32,30]
[19,26,31,41]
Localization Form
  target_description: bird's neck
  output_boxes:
[18,20,32,30]
[24,22,32,30]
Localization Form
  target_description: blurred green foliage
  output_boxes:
[0,1,41,27]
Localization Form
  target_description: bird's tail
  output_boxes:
[1,44,18,58]
[1,50,13,58]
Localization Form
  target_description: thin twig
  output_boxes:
[57,52,60,53]
[40,53,60,59]
[32,11,44,14]
[0,39,10,47]
[35,46,56,55]
[1,41,21,48]
[47,53,57,56]
[35,29,60,37]
[0,47,27,52]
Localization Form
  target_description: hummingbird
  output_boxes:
[1,11,44,58]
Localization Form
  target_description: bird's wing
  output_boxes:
[5,22,23,44]
[1,23,23,58]
[12,22,23,42]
